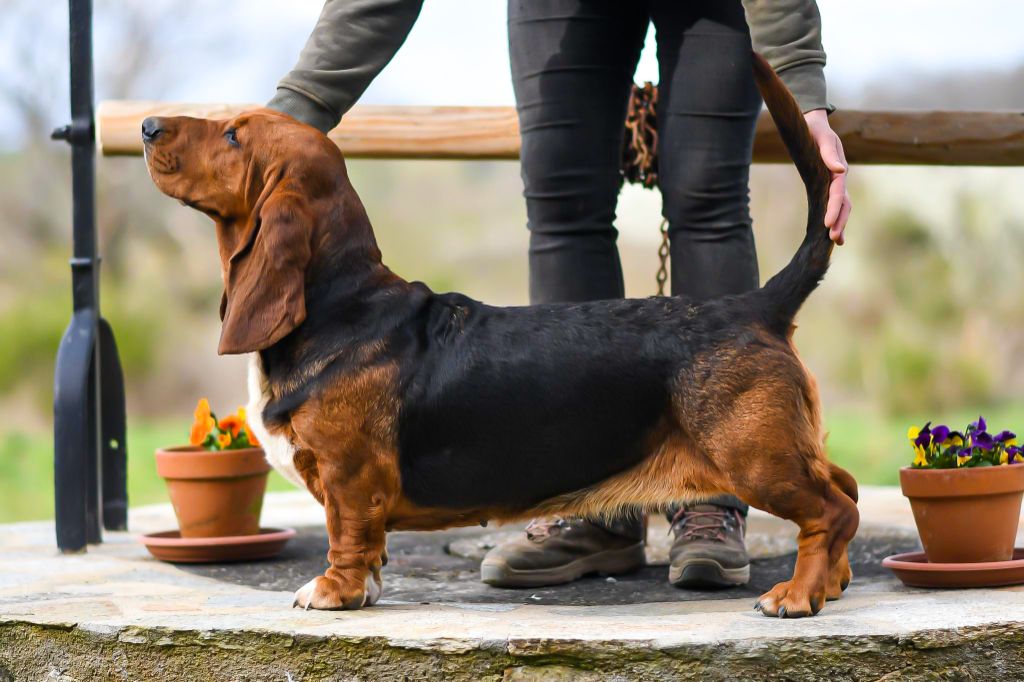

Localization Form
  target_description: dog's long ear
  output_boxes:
[218,190,312,355]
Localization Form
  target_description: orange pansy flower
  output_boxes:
[190,416,215,446]
[216,433,232,449]
[218,415,242,438]
[189,398,216,446]
[194,398,211,423]
[189,421,208,446]
[237,406,260,446]
[243,425,260,447]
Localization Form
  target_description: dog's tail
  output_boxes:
[752,52,833,334]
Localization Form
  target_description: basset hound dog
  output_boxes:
[143,54,858,618]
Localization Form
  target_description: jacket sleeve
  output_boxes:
[267,0,425,132]
[742,0,832,112]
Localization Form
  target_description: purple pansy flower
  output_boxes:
[914,422,932,448]
[930,424,951,444]
[910,416,1021,468]
[972,431,995,450]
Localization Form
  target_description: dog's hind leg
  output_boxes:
[824,462,858,600]
[696,375,858,618]
[829,461,859,504]
[741,469,858,618]
[725,434,858,617]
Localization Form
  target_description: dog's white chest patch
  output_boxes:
[247,354,305,489]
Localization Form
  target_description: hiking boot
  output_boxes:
[480,517,646,588]
[668,504,750,588]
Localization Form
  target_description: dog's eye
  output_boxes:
[224,129,240,148]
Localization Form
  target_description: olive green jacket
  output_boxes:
[269,0,830,133]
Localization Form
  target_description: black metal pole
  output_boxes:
[52,0,128,551]
[99,317,128,531]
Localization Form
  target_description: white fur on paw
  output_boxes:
[292,574,381,610]
[365,573,383,606]
[293,577,321,610]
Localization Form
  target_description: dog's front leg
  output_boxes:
[292,449,325,505]
[293,454,389,611]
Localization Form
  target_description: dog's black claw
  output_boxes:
[292,599,300,609]
[754,601,763,612]
[840,578,850,591]
[778,606,787,619]
[810,597,820,614]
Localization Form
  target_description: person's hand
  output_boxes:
[804,109,851,245]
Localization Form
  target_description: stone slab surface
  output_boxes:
[1,487,1023,681]
[180,525,919,607]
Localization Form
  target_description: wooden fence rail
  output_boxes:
[98,101,1024,166]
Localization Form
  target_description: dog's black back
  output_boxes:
[395,293,766,509]
[261,52,832,514]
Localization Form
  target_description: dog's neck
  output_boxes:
[259,188,424,384]
[306,188,411,309]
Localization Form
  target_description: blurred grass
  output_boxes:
[3,403,1022,523]
[0,421,298,524]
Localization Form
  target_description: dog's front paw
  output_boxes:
[755,579,825,618]
[293,571,382,611]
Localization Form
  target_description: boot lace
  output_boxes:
[669,508,739,542]
[525,516,570,542]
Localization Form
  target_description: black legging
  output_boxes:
[509,0,757,528]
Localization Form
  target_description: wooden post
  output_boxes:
[98,101,1024,166]
[98,102,520,160]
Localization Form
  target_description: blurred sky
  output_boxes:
[346,0,1024,108]
[2,0,1020,245]
[6,0,1024,120]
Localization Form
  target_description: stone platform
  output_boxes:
[2,488,1024,681]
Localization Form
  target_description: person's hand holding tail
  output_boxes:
[804,109,851,245]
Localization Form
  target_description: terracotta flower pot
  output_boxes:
[899,465,1024,563]
[155,446,270,538]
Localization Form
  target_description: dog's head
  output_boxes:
[143,110,362,355]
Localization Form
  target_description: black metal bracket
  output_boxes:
[51,119,93,146]
[52,0,128,552]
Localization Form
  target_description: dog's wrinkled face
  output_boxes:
[142,109,338,221]
[143,110,348,356]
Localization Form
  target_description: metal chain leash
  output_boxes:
[656,218,669,296]
[621,82,659,189]
[620,82,668,295]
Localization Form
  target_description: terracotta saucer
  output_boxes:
[882,548,1024,588]
[141,527,296,563]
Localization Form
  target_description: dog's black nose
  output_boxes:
[141,117,164,142]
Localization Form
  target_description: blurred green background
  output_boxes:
[3,1,1024,523]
